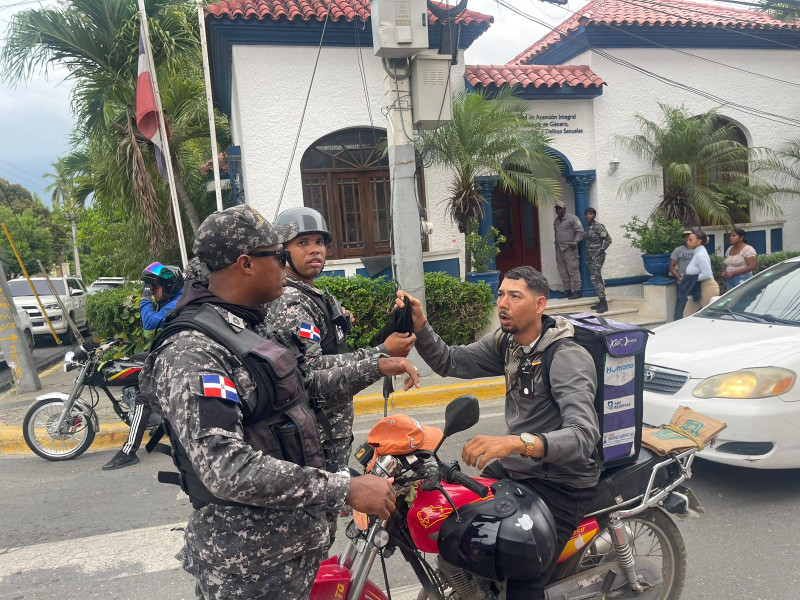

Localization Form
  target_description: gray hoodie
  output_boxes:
[415,315,600,488]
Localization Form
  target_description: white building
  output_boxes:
[204,0,800,316]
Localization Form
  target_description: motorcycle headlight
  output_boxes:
[693,367,796,399]
[64,351,75,363]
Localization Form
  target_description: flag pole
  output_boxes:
[196,0,223,212]
[137,0,189,268]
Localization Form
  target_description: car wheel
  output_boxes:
[62,316,76,345]
[24,329,34,351]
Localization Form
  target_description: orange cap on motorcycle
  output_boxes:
[367,414,443,458]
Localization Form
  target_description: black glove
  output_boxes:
[141,284,153,303]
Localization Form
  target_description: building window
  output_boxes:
[301,128,426,259]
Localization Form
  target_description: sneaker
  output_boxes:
[568,291,583,300]
[102,450,140,471]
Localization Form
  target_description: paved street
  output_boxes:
[2,398,799,600]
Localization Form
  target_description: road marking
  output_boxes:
[40,361,65,378]
[0,521,186,583]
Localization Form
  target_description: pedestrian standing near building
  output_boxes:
[553,200,584,299]
[101,263,184,471]
[670,229,697,321]
[265,206,416,547]
[583,208,612,313]
[723,228,757,288]
[138,205,418,600]
[683,231,719,317]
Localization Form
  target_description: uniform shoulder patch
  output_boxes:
[298,322,321,343]
[200,374,239,403]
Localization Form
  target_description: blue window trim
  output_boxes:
[207,16,490,115]
[525,23,800,66]
[465,79,603,99]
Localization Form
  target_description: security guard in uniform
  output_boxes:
[583,208,612,313]
[139,206,418,600]
[266,207,416,547]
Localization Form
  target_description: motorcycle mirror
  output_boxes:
[443,395,480,437]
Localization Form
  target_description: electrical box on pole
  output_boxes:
[371,0,429,58]
[410,53,452,129]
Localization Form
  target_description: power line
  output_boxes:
[0,158,46,181]
[501,0,800,128]
[274,1,330,220]
[543,0,800,88]
[0,165,43,189]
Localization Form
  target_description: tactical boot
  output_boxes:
[568,291,583,300]
[594,298,609,313]
[562,290,572,299]
[102,450,140,470]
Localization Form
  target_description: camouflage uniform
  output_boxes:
[584,221,612,298]
[139,205,382,600]
[264,274,388,545]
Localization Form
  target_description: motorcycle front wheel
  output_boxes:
[570,508,687,600]
[22,398,96,461]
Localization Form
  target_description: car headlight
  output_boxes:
[693,367,796,399]
[44,303,60,310]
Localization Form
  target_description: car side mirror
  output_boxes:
[443,395,480,438]
[70,289,83,296]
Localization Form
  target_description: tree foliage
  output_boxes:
[615,103,780,228]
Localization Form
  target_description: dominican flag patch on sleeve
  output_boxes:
[200,374,239,403]
[298,322,321,342]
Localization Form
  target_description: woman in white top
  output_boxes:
[722,228,757,289]
[683,232,720,317]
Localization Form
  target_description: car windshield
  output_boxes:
[8,279,66,296]
[90,283,118,290]
[702,262,800,326]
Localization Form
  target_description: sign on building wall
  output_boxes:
[526,113,584,135]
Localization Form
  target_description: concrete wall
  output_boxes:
[229,45,467,272]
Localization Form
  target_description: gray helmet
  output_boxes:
[274,207,332,245]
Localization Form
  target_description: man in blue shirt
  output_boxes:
[102,263,184,470]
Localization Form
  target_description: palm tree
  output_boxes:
[1,0,202,250]
[754,139,800,201]
[418,88,561,269]
[615,103,780,227]
[758,0,799,22]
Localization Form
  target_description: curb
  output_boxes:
[0,377,505,456]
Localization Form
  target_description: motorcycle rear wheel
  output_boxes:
[569,508,687,600]
[22,398,96,461]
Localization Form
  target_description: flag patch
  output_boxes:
[201,374,239,403]
[298,323,321,342]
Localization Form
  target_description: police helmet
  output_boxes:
[274,207,332,245]
[141,262,185,300]
[438,479,558,582]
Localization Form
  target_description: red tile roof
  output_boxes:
[465,64,604,89]
[512,0,799,64]
[205,0,493,27]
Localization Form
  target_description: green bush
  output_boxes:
[317,272,494,349]
[466,222,506,273]
[85,284,153,353]
[621,215,685,255]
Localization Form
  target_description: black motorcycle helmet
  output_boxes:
[438,479,558,582]
[141,262,185,301]
[274,207,333,245]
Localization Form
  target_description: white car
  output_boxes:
[643,256,800,469]
[0,307,35,363]
[7,276,88,342]
[88,277,126,294]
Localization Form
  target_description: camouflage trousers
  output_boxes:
[587,250,606,298]
[187,547,325,600]
[323,436,353,550]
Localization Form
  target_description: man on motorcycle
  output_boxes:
[101,263,184,470]
[138,206,419,600]
[265,207,417,547]
[397,266,600,600]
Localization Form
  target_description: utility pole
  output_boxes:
[0,262,40,393]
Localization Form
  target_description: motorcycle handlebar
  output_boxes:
[440,462,490,498]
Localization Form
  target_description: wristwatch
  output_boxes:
[520,432,537,457]
[370,351,389,372]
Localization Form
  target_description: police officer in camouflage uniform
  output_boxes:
[265,207,416,547]
[583,208,612,314]
[139,206,419,600]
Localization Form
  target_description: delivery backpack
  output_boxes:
[502,313,651,470]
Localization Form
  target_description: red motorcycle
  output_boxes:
[311,396,702,600]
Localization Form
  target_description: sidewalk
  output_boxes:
[0,361,505,455]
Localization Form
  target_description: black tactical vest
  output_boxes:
[149,303,324,510]
[285,281,350,354]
